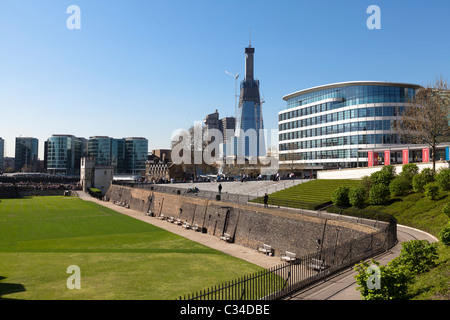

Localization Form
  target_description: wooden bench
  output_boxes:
[308,258,328,271]
[258,244,274,256]
[174,219,182,225]
[192,224,201,232]
[167,216,174,223]
[182,221,191,229]
[220,233,232,242]
[281,251,296,262]
[157,214,166,220]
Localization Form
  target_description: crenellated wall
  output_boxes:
[106,185,378,257]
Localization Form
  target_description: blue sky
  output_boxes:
[1,0,449,158]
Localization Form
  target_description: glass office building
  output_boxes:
[0,138,4,172]
[45,135,83,175]
[279,81,421,168]
[124,137,148,175]
[15,137,39,172]
[88,136,126,173]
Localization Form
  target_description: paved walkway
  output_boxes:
[286,224,439,300]
[151,178,308,198]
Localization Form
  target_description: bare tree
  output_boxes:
[395,76,450,172]
[171,122,219,180]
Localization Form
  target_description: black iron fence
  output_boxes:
[180,211,397,300]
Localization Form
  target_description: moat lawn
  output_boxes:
[0,196,263,300]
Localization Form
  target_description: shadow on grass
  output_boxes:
[0,276,26,300]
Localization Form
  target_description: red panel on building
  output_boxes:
[422,148,430,162]
[384,150,390,165]
[368,151,373,167]
[374,153,379,166]
[402,149,409,164]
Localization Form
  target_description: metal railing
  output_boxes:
[180,211,397,300]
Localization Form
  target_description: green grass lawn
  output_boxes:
[252,179,362,209]
[0,196,263,300]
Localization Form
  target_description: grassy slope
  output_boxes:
[274,179,449,300]
[0,196,263,300]
[252,179,361,209]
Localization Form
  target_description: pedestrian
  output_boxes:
[263,193,269,208]
[218,183,222,194]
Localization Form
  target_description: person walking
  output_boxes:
[263,193,269,208]
[218,183,222,194]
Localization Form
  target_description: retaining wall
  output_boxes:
[106,185,378,257]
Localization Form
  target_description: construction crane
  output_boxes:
[225,71,239,117]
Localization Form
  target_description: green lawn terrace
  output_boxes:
[0,196,264,300]
[251,179,362,210]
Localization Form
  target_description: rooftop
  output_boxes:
[283,81,422,101]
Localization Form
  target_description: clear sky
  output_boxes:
[1,0,449,159]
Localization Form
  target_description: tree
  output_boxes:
[395,76,450,173]
[171,122,219,180]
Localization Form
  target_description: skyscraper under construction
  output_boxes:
[234,43,266,158]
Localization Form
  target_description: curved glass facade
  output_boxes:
[279,82,421,168]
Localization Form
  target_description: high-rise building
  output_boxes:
[279,81,422,168]
[220,117,236,144]
[203,110,221,133]
[234,43,266,158]
[124,137,148,175]
[220,116,236,158]
[0,137,4,172]
[45,134,84,175]
[88,136,126,173]
[15,137,39,172]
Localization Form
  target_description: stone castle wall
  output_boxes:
[106,185,377,257]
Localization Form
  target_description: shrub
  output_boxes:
[389,175,412,197]
[370,171,392,186]
[424,182,439,200]
[435,168,450,191]
[401,163,419,177]
[400,163,419,183]
[361,175,372,196]
[443,203,450,219]
[348,186,367,208]
[439,223,450,246]
[355,240,440,300]
[412,168,435,192]
[369,184,390,205]
[331,187,350,207]
[389,240,439,275]
[354,260,411,300]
